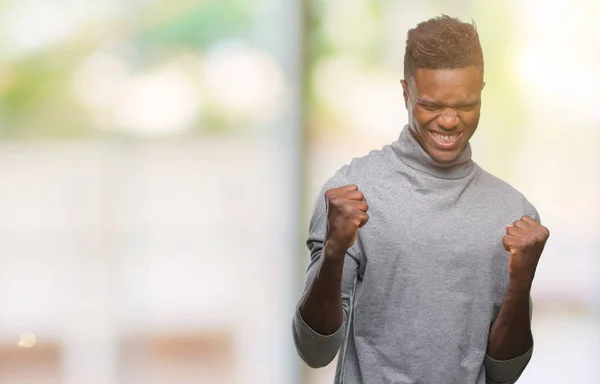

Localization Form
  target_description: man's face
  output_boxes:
[401,66,485,164]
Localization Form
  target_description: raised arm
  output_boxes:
[293,180,369,368]
[485,208,549,384]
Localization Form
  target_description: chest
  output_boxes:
[355,176,515,308]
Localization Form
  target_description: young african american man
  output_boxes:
[292,15,550,384]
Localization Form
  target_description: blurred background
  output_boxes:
[0,0,598,383]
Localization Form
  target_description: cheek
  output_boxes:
[412,108,436,127]
[462,112,480,128]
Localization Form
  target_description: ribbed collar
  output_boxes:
[391,125,474,179]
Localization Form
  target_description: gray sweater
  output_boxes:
[293,125,537,384]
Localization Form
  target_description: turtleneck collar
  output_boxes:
[391,125,474,179]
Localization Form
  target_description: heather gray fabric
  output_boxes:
[293,125,537,384]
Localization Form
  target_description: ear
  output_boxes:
[401,79,409,109]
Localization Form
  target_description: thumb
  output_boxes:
[502,233,512,253]
[503,225,519,254]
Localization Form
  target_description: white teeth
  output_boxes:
[431,132,458,143]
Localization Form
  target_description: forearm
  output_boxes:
[298,243,346,335]
[487,279,533,360]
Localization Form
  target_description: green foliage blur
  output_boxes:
[0,0,253,139]
[0,0,526,147]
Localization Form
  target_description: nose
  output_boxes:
[437,108,459,130]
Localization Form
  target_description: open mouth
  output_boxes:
[429,131,462,148]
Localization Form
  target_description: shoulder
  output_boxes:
[475,166,519,194]
[313,145,394,208]
[475,164,540,222]
[333,145,396,187]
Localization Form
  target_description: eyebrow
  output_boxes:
[416,97,480,108]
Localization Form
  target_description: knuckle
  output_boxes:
[543,227,550,237]
[329,195,341,205]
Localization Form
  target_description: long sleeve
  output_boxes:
[292,170,362,368]
[484,348,532,384]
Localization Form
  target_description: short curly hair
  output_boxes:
[404,15,484,81]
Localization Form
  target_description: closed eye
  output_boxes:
[458,103,478,112]
[419,103,440,112]
[418,102,479,112]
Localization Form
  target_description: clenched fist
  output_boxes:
[502,215,550,284]
[324,184,369,256]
